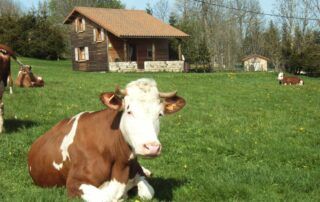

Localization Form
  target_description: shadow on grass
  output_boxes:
[128,177,187,201]
[4,119,38,134]
[151,177,188,201]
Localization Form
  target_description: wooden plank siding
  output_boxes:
[107,37,169,69]
[70,14,171,71]
[70,14,108,71]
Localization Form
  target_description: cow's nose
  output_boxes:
[143,142,161,156]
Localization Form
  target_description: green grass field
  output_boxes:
[0,58,319,201]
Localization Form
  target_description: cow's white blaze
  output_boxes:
[60,112,86,161]
[119,79,163,156]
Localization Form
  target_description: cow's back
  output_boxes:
[28,119,72,187]
[283,77,302,85]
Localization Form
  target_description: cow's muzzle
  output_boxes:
[143,142,161,157]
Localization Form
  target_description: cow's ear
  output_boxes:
[164,96,186,115]
[100,92,123,110]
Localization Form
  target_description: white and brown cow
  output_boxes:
[0,44,15,133]
[15,65,44,88]
[28,78,186,201]
[277,72,304,85]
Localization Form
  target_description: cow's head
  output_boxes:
[100,78,186,157]
[0,44,16,58]
[278,72,284,81]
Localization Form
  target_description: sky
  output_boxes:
[20,0,276,15]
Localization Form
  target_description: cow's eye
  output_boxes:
[159,113,163,117]
[127,111,132,115]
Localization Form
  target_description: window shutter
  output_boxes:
[93,28,97,42]
[101,29,105,41]
[75,18,78,32]
[85,47,89,60]
[82,18,86,31]
[74,48,78,61]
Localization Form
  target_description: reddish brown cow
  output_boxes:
[0,44,15,133]
[15,65,44,87]
[277,72,304,85]
[28,78,186,201]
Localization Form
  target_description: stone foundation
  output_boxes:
[108,61,184,72]
[109,62,137,72]
[144,61,184,72]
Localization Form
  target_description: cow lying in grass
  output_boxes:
[28,78,186,201]
[277,72,304,85]
[15,65,44,87]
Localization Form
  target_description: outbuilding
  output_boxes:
[242,54,270,72]
[63,7,189,72]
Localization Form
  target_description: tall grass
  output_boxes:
[0,58,319,201]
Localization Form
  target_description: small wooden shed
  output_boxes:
[242,54,270,72]
[63,7,189,72]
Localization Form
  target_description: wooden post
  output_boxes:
[152,42,156,61]
[123,40,127,61]
[178,39,182,61]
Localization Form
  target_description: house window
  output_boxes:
[75,47,89,61]
[75,18,86,32]
[93,28,105,42]
[147,48,153,60]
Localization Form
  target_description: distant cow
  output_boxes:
[28,78,186,201]
[0,44,15,133]
[278,72,304,85]
[15,65,44,87]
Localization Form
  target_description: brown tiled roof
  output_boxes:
[242,54,270,61]
[64,7,189,38]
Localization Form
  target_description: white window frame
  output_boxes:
[93,27,105,42]
[75,17,86,33]
[75,46,89,62]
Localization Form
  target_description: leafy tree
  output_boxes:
[169,13,177,26]
[49,0,124,24]
[262,20,281,71]
[145,3,153,15]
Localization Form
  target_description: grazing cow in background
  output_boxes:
[15,65,44,87]
[28,78,186,202]
[278,72,304,85]
[0,44,15,133]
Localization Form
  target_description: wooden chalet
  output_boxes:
[63,7,189,72]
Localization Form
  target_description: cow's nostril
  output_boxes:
[144,142,161,154]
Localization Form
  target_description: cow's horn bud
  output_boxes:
[159,91,177,98]
[115,86,127,96]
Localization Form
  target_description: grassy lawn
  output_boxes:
[0,57,319,201]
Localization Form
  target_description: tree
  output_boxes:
[262,21,281,71]
[0,0,21,16]
[0,1,66,60]
[145,2,153,15]
[152,0,170,22]
[49,0,125,24]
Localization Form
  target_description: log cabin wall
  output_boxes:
[70,14,108,71]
